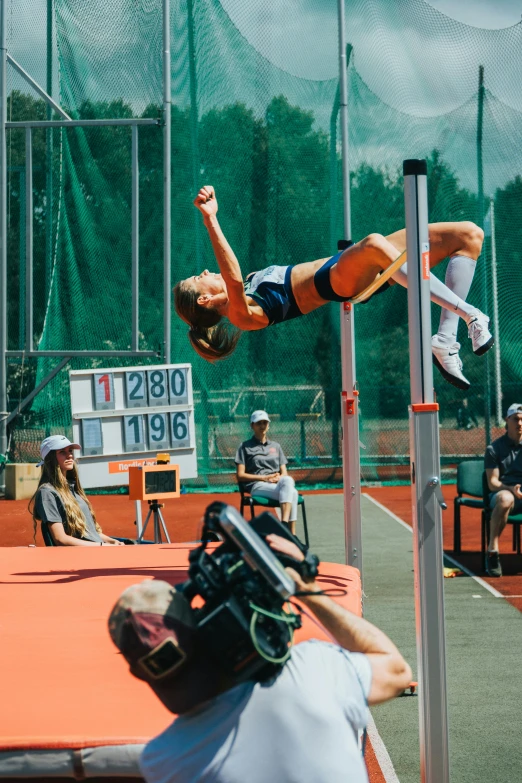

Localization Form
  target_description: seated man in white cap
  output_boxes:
[235,410,299,535]
[484,403,522,576]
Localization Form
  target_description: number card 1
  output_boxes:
[170,411,190,449]
[147,369,169,406]
[125,370,147,408]
[124,414,146,452]
[94,373,115,410]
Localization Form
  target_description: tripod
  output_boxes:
[138,500,171,544]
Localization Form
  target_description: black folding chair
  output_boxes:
[238,485,310,549]
[453,460,485,553]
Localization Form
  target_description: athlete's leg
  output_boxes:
[329,233,398,299]
[385,221,491,389]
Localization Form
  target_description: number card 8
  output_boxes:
[147,369,169,406]
[170,411,190,449]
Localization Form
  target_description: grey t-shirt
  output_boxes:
[484,433,522,486]
[140,640,372,783]
[34,483,102,543]
[235,437,287,492]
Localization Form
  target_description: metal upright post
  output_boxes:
[477,65,491,446]
[163,0,171,363]
[489,199,502,426]
[0,0,8,487]
[404,159,450,783]
[337,0,361,574]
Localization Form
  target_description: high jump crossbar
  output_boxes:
[404,158,450,783]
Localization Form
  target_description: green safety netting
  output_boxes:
[5,0,522,488]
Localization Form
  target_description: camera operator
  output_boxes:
[108,534,411,783]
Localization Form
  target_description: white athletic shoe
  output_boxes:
[465,309,494,356]
[431,336,470,391]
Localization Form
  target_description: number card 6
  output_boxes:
[170,411,190,449]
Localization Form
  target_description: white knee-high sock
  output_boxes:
[391,261,476,323]
[436,255,477,343]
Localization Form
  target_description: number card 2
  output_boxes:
[124,414,146,452]
[147,369,169,406]
[170,411,190,449]
[147,412,170,450]
[125,370,147,408]
[94,373,115,410]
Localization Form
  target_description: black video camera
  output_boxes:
[179,502,319,684]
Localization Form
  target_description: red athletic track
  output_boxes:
[2,485,520,783]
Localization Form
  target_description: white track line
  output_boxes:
[362,493,503,599]
[366,714,401,783]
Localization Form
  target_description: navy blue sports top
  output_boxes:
[244,265,302,325]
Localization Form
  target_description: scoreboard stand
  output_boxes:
[70,364,197,490]
[138,500,170,544]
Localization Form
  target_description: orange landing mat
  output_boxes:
[0,545,361,755]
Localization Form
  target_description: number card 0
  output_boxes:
[147,369,169,406]
[124,414,146,452]
[170,411,190,449]
[147,412,170,450]
[125,370,147,408]
[94,373,115,410]
[169,367,188,405]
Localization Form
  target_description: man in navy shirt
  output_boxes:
[484,403,522,576]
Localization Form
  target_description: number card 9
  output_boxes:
[125,370,147,408]
[170,411,190,449]
[148,412,170,450]
[94,373,115,410]
[147,369,169,406]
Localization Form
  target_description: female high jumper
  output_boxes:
[174,186,493,390]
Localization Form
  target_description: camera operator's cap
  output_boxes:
[108,580,196,682]
[36,435,81,467]
[506,404,522,419]
[250,410,270,424]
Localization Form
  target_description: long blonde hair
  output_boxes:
[173,280,241,362]
[29,451,102,542]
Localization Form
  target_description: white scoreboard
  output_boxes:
[70,364,197,489]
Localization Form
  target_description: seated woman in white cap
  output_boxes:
[29,435,123,546]
[235,411,299,535]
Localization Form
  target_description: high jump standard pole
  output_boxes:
[337,0,362,577]
[403,158,450,783]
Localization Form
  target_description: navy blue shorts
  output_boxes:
[314,249,391,303]
[489,491,522,513]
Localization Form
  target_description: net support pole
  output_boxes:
[131,124,139,351]
[46,0,53,299]
[337,0,361,574]
[162,0,171,363]
[489,199,502,426]
[403,159,450,783]
[0,0,7,487]
[25,128,34,353]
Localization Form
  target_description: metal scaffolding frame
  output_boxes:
[0,0,172,486]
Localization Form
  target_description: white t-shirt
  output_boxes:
[140,640,372,783]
